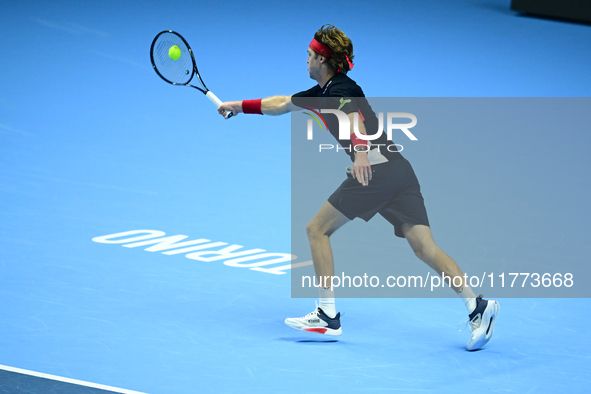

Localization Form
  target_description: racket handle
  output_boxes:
[206,91,233,119]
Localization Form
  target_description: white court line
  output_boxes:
[0,364,148,394]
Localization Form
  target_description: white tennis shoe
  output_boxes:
[462,295,500,351]
[284,307,342,336]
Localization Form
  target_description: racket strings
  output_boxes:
[152,33,194,85]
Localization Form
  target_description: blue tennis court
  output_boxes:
[1,1,590,393]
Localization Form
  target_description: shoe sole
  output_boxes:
[284,319,342,336]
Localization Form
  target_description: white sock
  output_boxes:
[459,285,477,313]
[318,286,336,318]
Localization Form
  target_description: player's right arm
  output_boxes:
[218,95,292,117]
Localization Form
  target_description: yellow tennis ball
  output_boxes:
[168,45,181,60]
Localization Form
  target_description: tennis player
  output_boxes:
[218,25,499,350]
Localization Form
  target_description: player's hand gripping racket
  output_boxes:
[150,30,232,118]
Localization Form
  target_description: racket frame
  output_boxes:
[150,30,232,118]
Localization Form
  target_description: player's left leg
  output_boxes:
[402,223,500,350]
[306,201,351,283]
[284,201,350,335]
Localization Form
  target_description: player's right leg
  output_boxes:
[402,223,500,350]
[464,295,500,351]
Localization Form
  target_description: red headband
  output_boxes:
[309,38,331,58]
[309,38,354,71]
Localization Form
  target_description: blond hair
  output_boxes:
[313,24,354,73]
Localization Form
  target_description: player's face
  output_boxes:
[307,48,322,79]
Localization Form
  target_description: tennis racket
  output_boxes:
[150,30,233,118]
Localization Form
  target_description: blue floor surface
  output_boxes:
[1,0,590,393]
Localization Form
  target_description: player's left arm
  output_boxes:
[349,112,372,187]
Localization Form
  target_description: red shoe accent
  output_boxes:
[305,328,328,334]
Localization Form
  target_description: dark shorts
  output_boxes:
[327,158,430,238]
